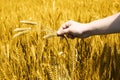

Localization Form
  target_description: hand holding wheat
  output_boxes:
[57,13,120,38]
[57,20,91,39]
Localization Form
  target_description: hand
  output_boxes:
[57,13,120,38]
[57,20,92,39]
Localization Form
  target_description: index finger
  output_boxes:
[57,21,72,36]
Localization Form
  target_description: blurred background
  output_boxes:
[0,0,120,80]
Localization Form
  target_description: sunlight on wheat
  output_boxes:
[0,0,120,80]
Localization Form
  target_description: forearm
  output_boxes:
[89,12,120,35]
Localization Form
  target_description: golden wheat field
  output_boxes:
[0,0,120,80]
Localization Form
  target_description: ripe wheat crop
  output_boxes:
[0,0,120,80]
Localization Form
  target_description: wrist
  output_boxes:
[86,22,98,36]
[87,20,105,36]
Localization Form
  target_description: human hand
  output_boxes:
[57,20,92,39]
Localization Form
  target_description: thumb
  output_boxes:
[57,28,70,36]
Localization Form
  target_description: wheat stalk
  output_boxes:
[43,32,57,39]
[14,28,31,32]
[20,20,37,25]
[13,30,30,38]
[43,32,70,52]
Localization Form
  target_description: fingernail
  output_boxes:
[57,31,61,36]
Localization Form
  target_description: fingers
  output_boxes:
[57,20,72,36]
[63,20,72,29]
[57,28,70,36]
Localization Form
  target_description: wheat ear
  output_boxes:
[20,20,37,25]
[13,30,30,38]
[14,28,31,32]
[43,32,57,39]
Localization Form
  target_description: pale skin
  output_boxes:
[57,12,120,39]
